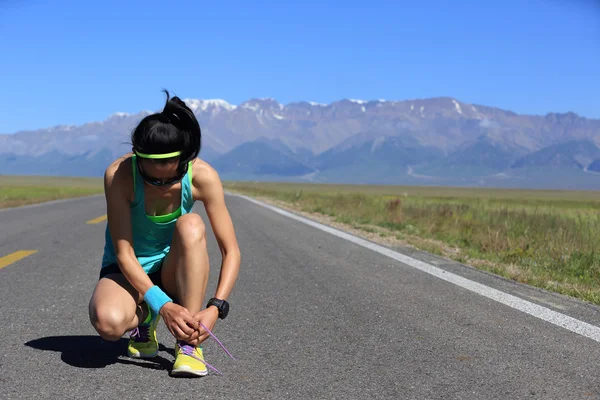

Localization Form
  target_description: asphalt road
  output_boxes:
[1,193,600,399]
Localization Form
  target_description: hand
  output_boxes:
[192,306,219,345]
[159,302,200,344]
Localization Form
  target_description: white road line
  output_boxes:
[232,193,600,343]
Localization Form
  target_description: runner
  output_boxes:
[88,90,241,377]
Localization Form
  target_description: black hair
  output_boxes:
[131,89,201,165]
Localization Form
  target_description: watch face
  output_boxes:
[221,301,229,317]
[209,298,229,319]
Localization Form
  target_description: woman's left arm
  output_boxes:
[195,164,241,303]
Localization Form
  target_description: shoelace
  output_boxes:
[129,325,150,343]
[177,321,236,376]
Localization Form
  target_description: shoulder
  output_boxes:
[189,158,223,203]
[104,153,134,202]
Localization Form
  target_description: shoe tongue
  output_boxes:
[130,325,150,342]
[142,303,152,325]
[178,341,194,349]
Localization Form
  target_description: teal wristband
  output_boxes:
[143,285,172,315]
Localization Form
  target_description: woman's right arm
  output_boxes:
[104,160,155,297]
[103,159,199,341]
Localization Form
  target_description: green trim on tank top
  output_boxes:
[146,206,182,223]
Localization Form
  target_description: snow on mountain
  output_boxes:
[240,102,260,112]
[452,99,463,115]
[240,98,283,111]
[184,98,237,112]
[111,112,130,118]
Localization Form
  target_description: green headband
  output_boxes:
[135,150,182,159]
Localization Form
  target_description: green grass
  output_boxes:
[0,175,104,209]
[224,181,600,305]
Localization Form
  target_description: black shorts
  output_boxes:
[98,263,179,304]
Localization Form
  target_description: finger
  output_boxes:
[188,329,200,341]
[181,312,200,330]
[180,328,199,344]
[164,321,176,338]
[177,318,196,336]
[172,325,190,342]
[197,324,206,337]
[198,332,210,344]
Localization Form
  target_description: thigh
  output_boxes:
[89,272,142,323]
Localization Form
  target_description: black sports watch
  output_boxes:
[207,298,229,319]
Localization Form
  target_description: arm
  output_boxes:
[201,168,241,303]
[104,159,155,297]
[190,163,241,337]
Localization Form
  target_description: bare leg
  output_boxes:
[161,213,210,317]
[158,213,213,376]
[89,274,147,341]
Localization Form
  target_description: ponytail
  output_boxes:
[131,90,201,165]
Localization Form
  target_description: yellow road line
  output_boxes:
[0,250,38,270]
[86,214,107,224]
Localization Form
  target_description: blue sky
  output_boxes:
[0,0,598,133]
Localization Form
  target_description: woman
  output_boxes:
[88,91,241,377]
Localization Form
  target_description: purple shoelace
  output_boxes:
[129,325,150,343]
[178,321,236,376]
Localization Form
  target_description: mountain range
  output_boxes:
[1,97,600,190]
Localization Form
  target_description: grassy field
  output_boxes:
[223,181,600,305]
[0,175,104,209]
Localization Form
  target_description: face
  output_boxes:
[137,159,187,189]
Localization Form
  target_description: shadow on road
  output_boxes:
[24,335,174,370]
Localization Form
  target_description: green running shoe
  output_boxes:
[127,303,160,358]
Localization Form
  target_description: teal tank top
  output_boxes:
[101,155,196,274]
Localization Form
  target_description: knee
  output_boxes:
[175,213,206,248]
[89,304,128,341]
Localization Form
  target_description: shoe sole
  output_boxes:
[127,349,158,359]
[171,365,208,377]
